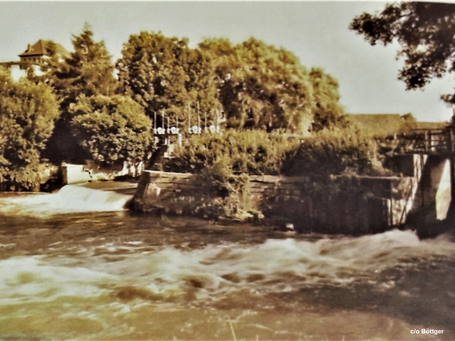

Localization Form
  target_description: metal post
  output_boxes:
[188,103,191,133]
[449,128,455,201]
[421,154,426,229]
[424,131,429,153]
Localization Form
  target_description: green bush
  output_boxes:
[69,94,153,167]
[165,128,387,177]
[163,130,300,175]
[192,160,251,220]
[163,127,390,221]
[283,127,387,176]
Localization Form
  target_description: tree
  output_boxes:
[200,38,316,133]
[43,24,120,163]
[119,32,347,135]
[309,68,348,132]
[68,95,152,167]
[45,23,117,112]
[0,67,59,189]
[117,31,219,129]
[350,2,455,104]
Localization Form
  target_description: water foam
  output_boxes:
[88,229,455,301]
[1,230,454,308]
[0,256,115,305]
[0,185,132,217]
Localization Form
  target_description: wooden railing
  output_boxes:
[393,127,454,155]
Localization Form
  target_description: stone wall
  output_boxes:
[246,175,397,234]
[132,154,452,234]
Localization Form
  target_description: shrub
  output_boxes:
[283,127,387,176]
[192,159,251,220]
[163,130,300,175]
[69,94,153,167]
[163,127,390,221]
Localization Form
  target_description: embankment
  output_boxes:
[132,154,452,235]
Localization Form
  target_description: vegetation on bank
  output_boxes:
[68,95,153,167]
[165,127,388,177]
[0,69,59,190]
[282,128,387,177]
[0,23,351,190]
[5,5,445,193]
[164,130,300,175]
[161,127,392,220]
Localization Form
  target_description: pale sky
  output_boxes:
[1,1,454,122]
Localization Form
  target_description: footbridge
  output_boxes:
[133,124,455,236]
[393,126,455,156]
[391,124,455,233]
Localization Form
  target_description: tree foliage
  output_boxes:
[200,38,316,133]
[68,95,152,166]
[117,31,219,128]
[9,26,350,178]
[350,2,455,103]
[119,33,347,134]
[45,24,117,111]
[309,68,348,131]
[43,24,121,163]
[0,67,59,188]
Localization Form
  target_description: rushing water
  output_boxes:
[0,185,454,340]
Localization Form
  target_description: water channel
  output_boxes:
[0,184,454,340]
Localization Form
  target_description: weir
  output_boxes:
[130,124,455,235]
[0,185,132,217]
[131,167,444,235]
[393,124,455,235]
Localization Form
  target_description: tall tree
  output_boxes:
[43,24,119,163]
[47,23,117,112]
[0,67,59,188]
[117,31,219,129]
[310,68,348,132]
[200,38,316,133]
[350,2,455,104]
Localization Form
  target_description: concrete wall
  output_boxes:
[61,162,144,185]
[132,154,452,234]
[406,155,452,226]
[247,175,397,234]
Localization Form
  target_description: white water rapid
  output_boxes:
[0,186,454,340]
[0,185,132,217]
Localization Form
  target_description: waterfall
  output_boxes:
[0,185,132,217]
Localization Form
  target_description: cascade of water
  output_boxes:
[0,185,132,217]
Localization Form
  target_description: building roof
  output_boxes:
[19,40,67,58]
[347,113,448,137]
[413,121,448,130]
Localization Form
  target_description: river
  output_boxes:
[0,185,454,340]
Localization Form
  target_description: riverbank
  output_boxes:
[1,153,452,237]
[131,154,453,236]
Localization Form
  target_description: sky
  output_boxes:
[0,1,454,122]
